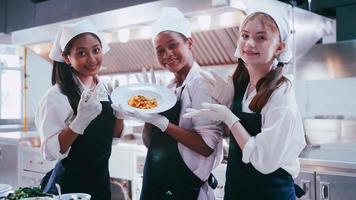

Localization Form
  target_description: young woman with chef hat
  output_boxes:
[35,20,124,199]
[184,11,306,200]
[126,7,224,200]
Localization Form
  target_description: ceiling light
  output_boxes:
[197,15,211,31]
[139,26,152,39]
[118,28,130,43]
[101,32,115,43]
[231,0,247,12]
[219,12,234,27]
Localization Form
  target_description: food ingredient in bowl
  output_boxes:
[5,187,53,200]
[128,95,157,109]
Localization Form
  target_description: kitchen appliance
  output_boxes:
[296,39,356,80]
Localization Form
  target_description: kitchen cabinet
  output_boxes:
[0,140,18,188]
[316,173,356,200]
[294,171,356,200]
[0,131,47,188]
[294,171,316,200]
[18,145,56,187]
[298,143,356,200]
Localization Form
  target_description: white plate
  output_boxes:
[111,83,177,114]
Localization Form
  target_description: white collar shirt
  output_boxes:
[35,75,109,161]
[166,62,224,200]
[241,82,306,178]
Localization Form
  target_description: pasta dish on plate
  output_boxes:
[128,95,158,109]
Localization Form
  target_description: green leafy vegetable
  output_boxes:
[5,187,53,200]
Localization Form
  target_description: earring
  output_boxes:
[272,59,279,69]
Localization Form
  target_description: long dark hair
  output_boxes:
[233,13,290,113]
[51,32,102,114]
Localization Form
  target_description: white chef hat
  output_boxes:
[151,7,191,44]
[49,20,110,62]
[234,11,292,64]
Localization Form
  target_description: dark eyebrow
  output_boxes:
[75,44,100,51]
[241,30,266,35]
[155,39,177,50]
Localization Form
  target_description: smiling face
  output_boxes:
[154,31,193,74]
[238,14,285,67]
[63,33,103,79]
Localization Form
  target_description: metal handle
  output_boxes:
[301,179,311,199]
[0,146,2,159]
[320,182,330,200]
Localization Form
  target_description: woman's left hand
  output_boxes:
[183,103,240,129]
[111,103,125,119]
[106,79,125,119]
[127,111,169,132]
[200,71,234,107]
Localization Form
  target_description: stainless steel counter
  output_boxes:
[0,131,41,147]
[299,143,356,175]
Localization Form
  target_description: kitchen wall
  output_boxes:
[295,78,356,118]
[27,49,52,119]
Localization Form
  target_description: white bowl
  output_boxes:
[56,193,91,200]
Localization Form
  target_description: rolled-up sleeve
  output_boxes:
[189,77,224,149]
[242,106,304,174]
[35,90,72,161]
[242,136,256,163]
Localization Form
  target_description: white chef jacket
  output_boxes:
[241,82,306,178]
[166,62,224,200]
[35,76,110,161]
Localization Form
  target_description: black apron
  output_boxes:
[224,82,297,200]
[140,88,205,200]
[42,97,115,200]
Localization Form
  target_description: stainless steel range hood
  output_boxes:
[295,40,356,80]
[10,0,333,75]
